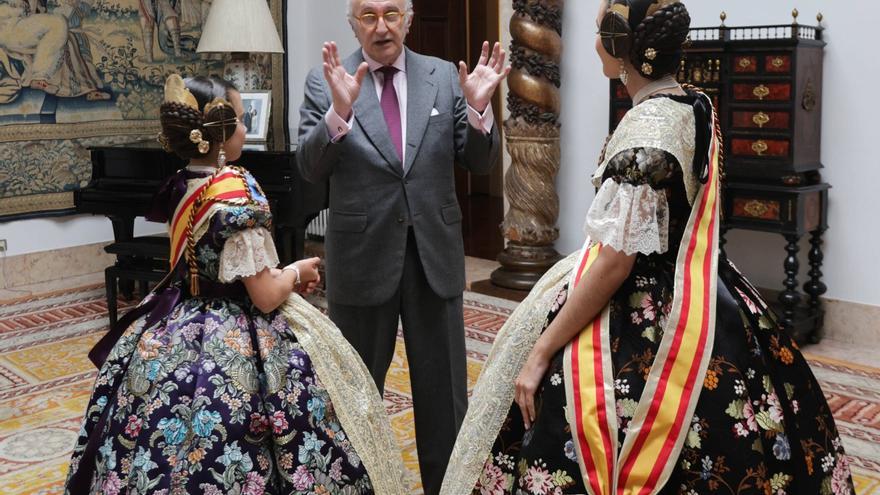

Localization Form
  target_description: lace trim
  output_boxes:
[584,178,669,255]
[440,254,578,495]
[217,227,280,282]
[593,98,699,204]
[279,296,408,494]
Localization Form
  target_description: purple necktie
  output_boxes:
[378,66,403,161]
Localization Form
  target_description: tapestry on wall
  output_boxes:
[0,0,286,220]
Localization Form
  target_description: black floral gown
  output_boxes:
[475,95,854,495]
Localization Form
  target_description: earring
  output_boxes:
[619,59,629,85]
[217,146,227,168]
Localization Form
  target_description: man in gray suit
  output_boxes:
[297,0,507,492]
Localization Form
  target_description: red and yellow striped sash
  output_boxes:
[168,171,249,270]
[563,109,721,495]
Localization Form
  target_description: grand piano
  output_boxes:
[75,141,327,321]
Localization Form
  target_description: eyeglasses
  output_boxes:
[355,11,404,29]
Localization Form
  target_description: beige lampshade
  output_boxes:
[197,0,284,54]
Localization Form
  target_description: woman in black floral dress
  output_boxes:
[441,2,854,494]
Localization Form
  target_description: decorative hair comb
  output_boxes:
[163,74,199,111]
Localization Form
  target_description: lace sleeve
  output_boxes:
[217,227,280,282]
[583,147,679,256]
[584,178,669,255]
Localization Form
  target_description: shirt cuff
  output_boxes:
[466,102,495,134]
[324,107,354,142]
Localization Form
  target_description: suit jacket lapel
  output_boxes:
[344,51,403,175]
[403,48,439,175]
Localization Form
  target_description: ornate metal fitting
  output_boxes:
[644,48,657,60]
[802,80,817,111]
[752,112,770,128]
[753,84,770,100]
[641,62,654,75]
[751,140,769,156]
[743,199,770,218]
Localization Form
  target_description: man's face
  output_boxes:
[351,0,409,65]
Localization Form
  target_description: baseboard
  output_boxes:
[821,297,880,345]
[0,242,114,289]
[755,287,878,345]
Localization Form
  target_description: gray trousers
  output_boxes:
[328,229,468,495]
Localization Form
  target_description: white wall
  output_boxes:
[287,0,360,134]
[557,1,880,307]
[0,216,164,257]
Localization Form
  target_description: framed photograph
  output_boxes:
[240,91,272,142]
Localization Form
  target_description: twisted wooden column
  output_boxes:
[492,0,564,290]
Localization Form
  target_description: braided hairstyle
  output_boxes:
[629,2,690,79]
[159,76,239,160]
[601,1,691,80]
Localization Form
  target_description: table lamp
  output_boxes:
[196,0,285,90]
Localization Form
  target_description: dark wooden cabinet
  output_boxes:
[609,19,828,344]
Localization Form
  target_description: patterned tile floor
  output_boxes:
[0,284,877,494]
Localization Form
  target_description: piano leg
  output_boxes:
[109,215,136,299]
[294,228,306,263]
[105,266,118,327]
[274,226,299,265]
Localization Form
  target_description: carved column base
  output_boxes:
[491,242,563,290]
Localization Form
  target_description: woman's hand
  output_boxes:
[289,257,321,295]
[514,348,552,430]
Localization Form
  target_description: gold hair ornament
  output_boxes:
[163,73,199,111]
[189,129,210,154]
[156,132,171,152]
[201,98,239,168]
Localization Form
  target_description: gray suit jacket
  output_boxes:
[297,48,501,306]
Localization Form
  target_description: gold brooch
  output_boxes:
[642,62,654,75]
[644,48,657,60]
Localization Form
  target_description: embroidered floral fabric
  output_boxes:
[462,95,853,495]
[64,169,375,495]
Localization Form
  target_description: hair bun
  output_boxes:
[630,2,691,80]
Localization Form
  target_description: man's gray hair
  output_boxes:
[346,0,414,23]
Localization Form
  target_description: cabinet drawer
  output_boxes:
[733,83,791,102]
[733,55,758,74]
[765,54,792,74]
[731,138,790,158]
[731,110,791,130]
[731,197,782,222]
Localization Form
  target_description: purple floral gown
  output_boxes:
[64,166,374,495]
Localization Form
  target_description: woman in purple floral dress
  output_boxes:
[64,74,406,495]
